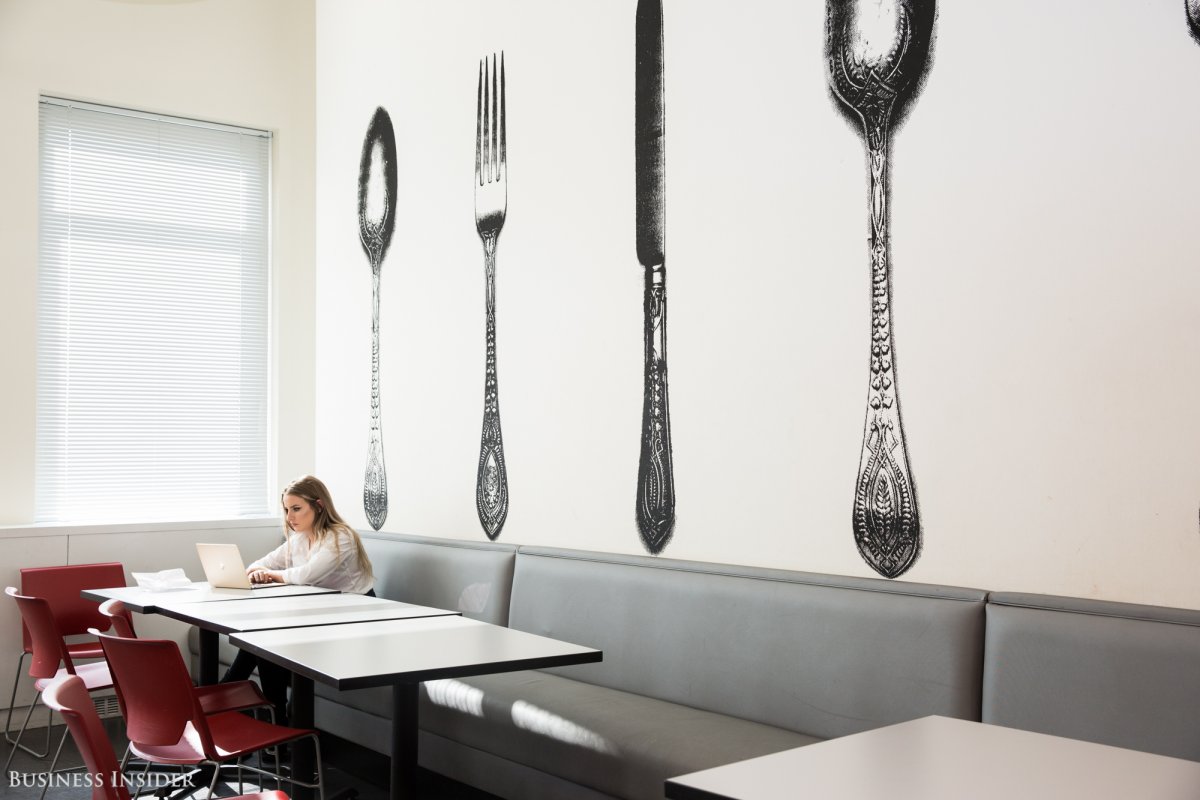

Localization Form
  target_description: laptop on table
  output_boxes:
[196,543,282,590]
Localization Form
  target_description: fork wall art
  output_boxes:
[357,107,398,531]
[473,53,510,541]
[826,0,936,579]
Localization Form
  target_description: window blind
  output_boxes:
[37,97,271,523]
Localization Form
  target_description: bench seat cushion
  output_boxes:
[320,670,817,800]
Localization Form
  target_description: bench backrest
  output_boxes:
[983,592,1200,762]
[508,546,987,741]
[362,532,516,626]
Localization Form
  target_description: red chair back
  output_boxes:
[20,563,127,652]
[97,599,136,639]
[41,674,129,800]
[5,587,73,679]
[98,634,212,754]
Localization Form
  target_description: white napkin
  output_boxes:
[130,568,192,592]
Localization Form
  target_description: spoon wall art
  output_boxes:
[827,0,936,578]
[357,107,398,531]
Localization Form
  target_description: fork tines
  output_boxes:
[476,52,506,187]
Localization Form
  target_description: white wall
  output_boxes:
[315,0,1200,607]
[0,0,317,523]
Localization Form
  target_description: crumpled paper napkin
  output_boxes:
[130,568,192,592]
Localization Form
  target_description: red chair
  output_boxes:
[98,633,326,800]
[2,587,114,777]
[97,598,274,719]
[43,674,287,800]
[5,562,131,755]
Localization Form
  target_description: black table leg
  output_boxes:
[392,683,419,800]
[291,673,316,800]
[198,628,219,685]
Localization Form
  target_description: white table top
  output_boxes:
[81,581,338,612]
[152,592,459,634]
[666,716,1200,800]
[230,615,602,690]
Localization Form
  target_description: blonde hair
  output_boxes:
[280,475,374,580]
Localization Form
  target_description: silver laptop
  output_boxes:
[196,543,276,590]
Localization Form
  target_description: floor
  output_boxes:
[3,716,501,800]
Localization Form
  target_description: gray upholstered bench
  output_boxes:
[983,591,1200,762]
[190,534,990,799]
[183,535,1200,799]
[404,545,988,800]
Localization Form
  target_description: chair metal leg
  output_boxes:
[205,759,222,800]
[312,733,326,800]
[131,759,150,800]
[5,691,53,763]
[37,725,71,800]
[4,651,29,746]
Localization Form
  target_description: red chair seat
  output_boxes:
[33,660,111,693]
[130,712,315,765]
[195,681,271,716]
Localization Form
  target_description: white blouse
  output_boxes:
[249,528,374,594]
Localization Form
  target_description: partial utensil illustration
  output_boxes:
[635,0,675,555]
[1189,0,1200,43]
[474,52,510,540]
[357,107,398,531]
[827,0,935,578]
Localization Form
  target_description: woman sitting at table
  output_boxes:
[221,474,375,724]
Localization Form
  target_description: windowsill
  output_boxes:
[0,517,281,540]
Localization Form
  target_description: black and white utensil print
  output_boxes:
[827,0,935,578]
[357,107,398,531]
[474,54,510,540]
[635,0,675,555]
[1189,0,1200,43]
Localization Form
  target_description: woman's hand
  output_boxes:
[247,568,285,585]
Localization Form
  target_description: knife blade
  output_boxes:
[636,0,665,267]
[635,0,675,554]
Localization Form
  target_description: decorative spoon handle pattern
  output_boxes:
[364,267,388,530]
[851,140,919,578]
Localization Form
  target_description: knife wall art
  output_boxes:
[357,107,398,531]
[634,0,676,555]
[827,0,936,579]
